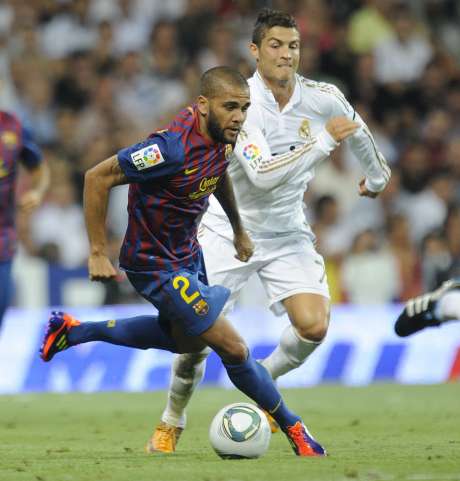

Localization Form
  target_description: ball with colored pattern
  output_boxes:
[209,403,271,459]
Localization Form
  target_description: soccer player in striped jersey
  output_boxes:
[148,9,391,452]
[40,66,326,457]
[0,111,49,334]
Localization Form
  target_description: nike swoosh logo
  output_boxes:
[185,167,199,175]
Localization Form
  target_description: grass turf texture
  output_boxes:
[0,384,459,481]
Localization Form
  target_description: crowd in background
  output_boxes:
[1,0,459,305]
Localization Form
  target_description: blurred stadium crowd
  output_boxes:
[1,0,460,306]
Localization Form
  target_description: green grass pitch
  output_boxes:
[1,384,459,481]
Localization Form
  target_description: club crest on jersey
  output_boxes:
[131,144,165,170]
[192,299,209,316]
[299,119,311,140]
[242,144,261,161]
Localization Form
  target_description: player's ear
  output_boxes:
[197,95,209,117]
[249,43,259,62]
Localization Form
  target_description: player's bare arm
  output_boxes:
[214,171,254,262]
[18,161,50,212]
[84,155,128,282]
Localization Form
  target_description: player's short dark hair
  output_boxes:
[252,8,298,46]
[200,66,248,99]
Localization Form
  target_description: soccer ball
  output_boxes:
[209,402,272,459]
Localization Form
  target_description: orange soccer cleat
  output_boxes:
[284,421,326,457]
[145,422,184,454]
[39,311,80,362]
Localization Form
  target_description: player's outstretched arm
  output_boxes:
[84,155,128,282]
[348,112,391,197]
[214,171,253,262]
[323,83,391,195]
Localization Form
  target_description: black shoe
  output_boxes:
[394,278,460,337]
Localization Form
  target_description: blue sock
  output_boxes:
[67,315,178,353]
[223,353,301,431]
[0,260,13,332]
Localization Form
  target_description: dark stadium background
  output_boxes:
[0,0,458,307]
[2,0,459,308]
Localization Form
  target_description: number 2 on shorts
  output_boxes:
[172,276,200,304]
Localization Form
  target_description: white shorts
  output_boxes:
[199,225,330,316]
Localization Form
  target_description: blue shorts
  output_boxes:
[0,260,13,328]
[125,252,230,337]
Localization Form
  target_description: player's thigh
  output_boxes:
[143,270,230,353]
[126,267,226,352]
[199,225,259,311]
[258,238,330,317]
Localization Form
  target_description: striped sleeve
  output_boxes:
[233,123,337,190]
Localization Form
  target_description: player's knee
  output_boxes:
[219,341,248,364]
[295,310,330,342]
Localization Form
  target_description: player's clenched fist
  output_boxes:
[233,230,254,263]
[88,253,118,282]
[325,116,360,142]
[358,178,379,198]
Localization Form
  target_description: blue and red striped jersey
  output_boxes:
[117,105,231,272]
[0,112,42,261]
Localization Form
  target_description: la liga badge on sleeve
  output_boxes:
[131,144,165,170]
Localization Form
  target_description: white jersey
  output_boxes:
[203,71,390,238]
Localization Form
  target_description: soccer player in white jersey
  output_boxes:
[148,8,391,453]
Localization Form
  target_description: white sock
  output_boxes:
[436,291,460,321]
[261,325,321,380]
[161,348,211,428]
